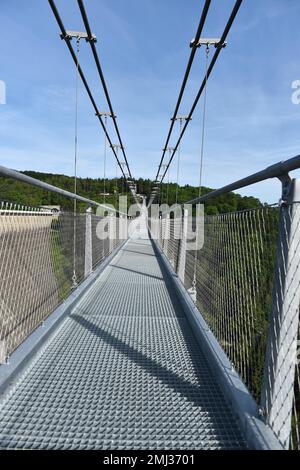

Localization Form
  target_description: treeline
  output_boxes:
[154,181,262,215]
[0,171,130,212]
[0,171,263,213]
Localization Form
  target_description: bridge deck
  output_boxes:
[0,235,246,449]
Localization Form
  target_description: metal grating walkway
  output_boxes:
[0,233,246,450]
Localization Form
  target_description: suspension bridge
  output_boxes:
[0,0,299,451]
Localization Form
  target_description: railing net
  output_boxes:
[0,202,124,359]
[154,208,279,398]
[152,207,279,401]
[151,204,300,449]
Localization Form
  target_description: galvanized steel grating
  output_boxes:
[0,236,246,450]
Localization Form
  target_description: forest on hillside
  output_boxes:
[0,171,263,214]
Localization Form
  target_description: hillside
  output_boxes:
[0,171,262,214]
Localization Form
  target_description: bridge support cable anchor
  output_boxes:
[261,175,300,448]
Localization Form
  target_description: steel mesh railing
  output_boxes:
[0,202,125,360]
[154,207,279,400]
[261,200,300,449]
[291,321,300,449]
[167,218,181,270]
[193,208,279,401]
[152,203,300,448]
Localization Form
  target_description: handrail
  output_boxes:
[184,154,300,205]
[0,165,127,216]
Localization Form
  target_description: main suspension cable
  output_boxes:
[156,0,212,181]
[77,0,132,179]
[48,0,133,185]
[158,0,243,186]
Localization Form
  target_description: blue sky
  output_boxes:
[0,0,300,203]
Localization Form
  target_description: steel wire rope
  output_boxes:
[103,115,108,206]
[158,0,244,187]
[175,120,183,205]
[155,0,212,181]
[48,0,131,185]
[77,0,132,179]
[191,44,209,298]
[72,37,81,287]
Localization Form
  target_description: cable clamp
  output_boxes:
[278,173,292,206]
[96,111,116,118]
[60,30,97,43]
[190,37,227,49]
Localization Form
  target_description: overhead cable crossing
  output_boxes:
[155,0,212,182]
[76,0,132,179]
[48,0,134,192]
[158,0,243,186]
